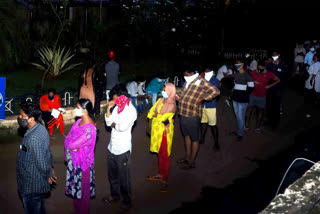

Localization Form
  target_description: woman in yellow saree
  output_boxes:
[147,83,176,192]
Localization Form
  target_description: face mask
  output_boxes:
[234,64,242,70]
[204,71,214,81]
[161,90,169,99]
[48,95,54,100]
[74,108,84,117]
[184,75,193,82]
[158,78,163,83]
[310,48,315,52]
[272,56,279,61]
[184,73,199,85]
[17,117,29,129]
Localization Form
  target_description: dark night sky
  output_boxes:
[223,0,320,51]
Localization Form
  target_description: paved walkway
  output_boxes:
[0,88,319,214]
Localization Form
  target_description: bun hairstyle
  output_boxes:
[78,98,94,120]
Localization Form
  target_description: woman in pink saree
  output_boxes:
[64,99,96,214]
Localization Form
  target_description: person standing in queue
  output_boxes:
[16,101,56,214]
[147,83,177,192]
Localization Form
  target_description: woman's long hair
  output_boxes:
[78,98,94,120]
[84,59,96,86]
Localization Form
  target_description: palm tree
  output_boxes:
[32,46,82,77]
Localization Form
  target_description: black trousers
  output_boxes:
[266,90,282,128]
[107,150,132,205]
[304,88,315,114]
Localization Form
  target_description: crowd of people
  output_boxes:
[15,45,320,214]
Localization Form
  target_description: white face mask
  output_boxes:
[74,108,84,117]
[158,78,163,83]
[184,73,199,83]
[310,48,315,52]
[204,71,214,81]
[272,56,279,61]
[184,73,199,88]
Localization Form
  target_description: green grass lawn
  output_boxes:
[2,65,80,97]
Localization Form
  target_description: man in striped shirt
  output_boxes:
[232,59,254,141]
[177,70,220,170]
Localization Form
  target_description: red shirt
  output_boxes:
[40,94,61,112]
[251,70,276,97]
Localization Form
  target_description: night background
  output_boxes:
[1,0,320,214]
[2,0,320,82]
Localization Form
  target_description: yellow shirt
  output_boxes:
[147,99,175,156]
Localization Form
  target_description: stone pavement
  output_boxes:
[0,88,319,214]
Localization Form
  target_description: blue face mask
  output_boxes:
[161,90,169,99]
[234,64,242,70]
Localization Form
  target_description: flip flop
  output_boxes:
[160,182,168,192]
[176,158,188,164]
[179,163,196,170]
[147,175,163,181]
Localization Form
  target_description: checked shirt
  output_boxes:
[16,123,54,194]
[178,76,220,118]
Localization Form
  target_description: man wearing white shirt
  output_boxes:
[104,85,137,212]
[126,80,150,113]
[216,64,233,81]
[304,53,320,118]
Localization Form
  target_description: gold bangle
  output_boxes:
[106,113,110,117]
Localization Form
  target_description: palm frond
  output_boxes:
[32,46,80,77]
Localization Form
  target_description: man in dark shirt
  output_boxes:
[105,51,120,102]
[231,59,254,141]
[200,68,221,150]
[16,101,56,214]
[266,50,288,129]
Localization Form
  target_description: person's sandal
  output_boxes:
[179,163,196,170]
[254,128,261,133]
[176,158,188,164]
[147,174,163,181]
[160,182,168,192]
[102,195,119,204]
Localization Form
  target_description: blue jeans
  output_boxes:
[129,96,149,113]
[233,101,248,136]
[146,91,158,105]
[20,193,46,214]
